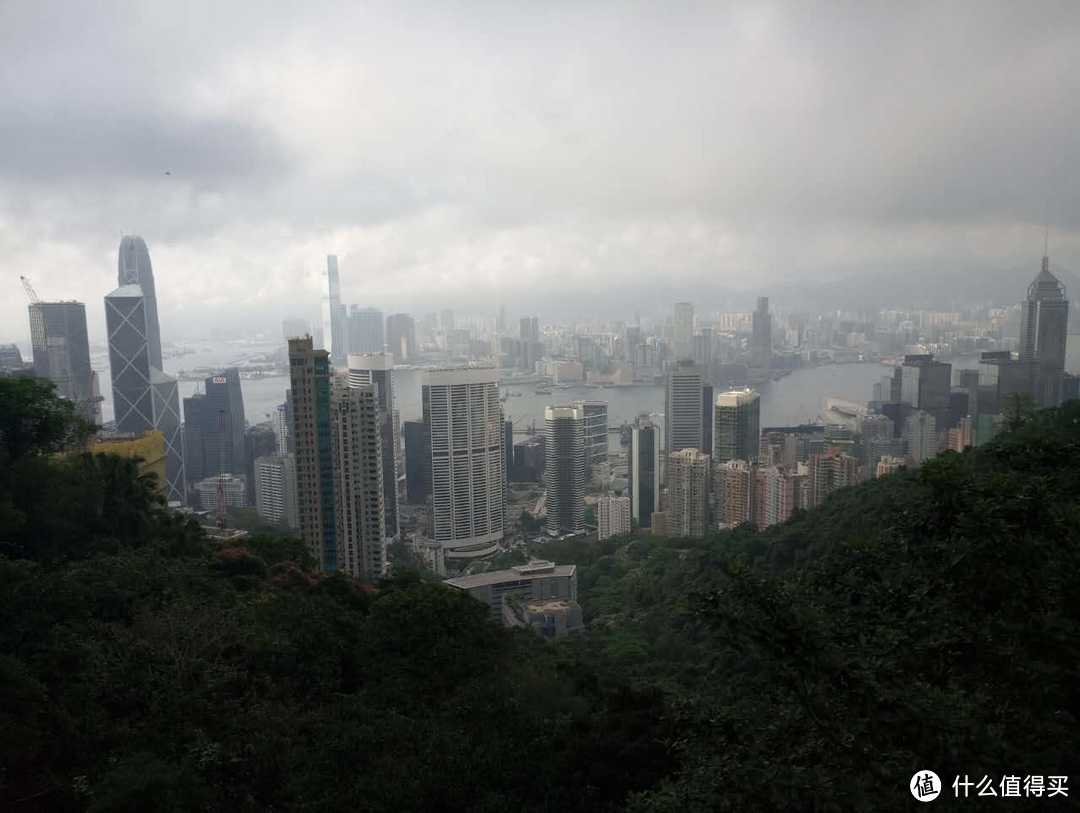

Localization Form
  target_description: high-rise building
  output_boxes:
[27,300,100,424]
[330,374,387,580]
[666,448,711,538]
[716,458,753,529]
[572,400,608,468]
[701,384,714,456]
[105,237,184,503]
[423,367,505,560]
[807,450,860,507]
[386,313,417,363]
[1019,253,1069,407]
[630,416,661,528]
[692,327,714,375]
[665,359,704,455]
[904,410,937,467]
[752,465,795,530]
[321,255,346,365]
[713,388,761,464]
[751,297,772,369]
[403,419,431,504]
[900,355,952,429]
[544,405,587,536]
[273,394,292,455]
[194,473,246,513]
[347,352,399,539]
[597,495,631,540]
[254,453,299,529]
[182,368,246,489]
[875,456,905,478]
[289,336,337,571]
[348,306,385,354]
[0,344,24,370]
[519,316,540,343]
[672,302,694,360]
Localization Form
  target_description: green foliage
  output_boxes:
[0,377,92,464]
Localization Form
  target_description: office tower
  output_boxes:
[751,297,772,369]
[504,419,513,492]
[859,413,895,472]
[282,318,310,340]
[511,435,546,483]
[572,400,608,468]
[182,368,246,488]
[875,456,905,477]
[105,237,185,503]
[807,450,860,507]
[716,459,753,529]
[117,235,162,369]
[672,302,694,360]
[330,374,387,579]
[321,255,347,365]
[27,300,100,423]
[752,466,795,530]
[666,448,711,538]
[273,394,292,454]
[348,306,385,354]
[665,359,704,455]
[194,473,246,513]
[597,495,631,540]
[347,352,399,539]
[904,410,937,467]
[900,355,952,428]
[1019,253,1069,407]
[289,337,337,571]
[0,344,24,370]
[701,383,714,455]
[692,327,714,375]
[404,419,431,504]
[520,316,540,343]
[714,388,761,464]
[386,313,417,363]
[243,425,276,507]
[423,367,505,560]
[630,417,661,528]
[545,405,587,535]
[255,453,299,529]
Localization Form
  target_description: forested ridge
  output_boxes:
[1,378,1077,811]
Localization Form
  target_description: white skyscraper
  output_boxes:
[665,359,704,456]
[423,367,506,560]
[348,352,400,539]
[255,453,299,529]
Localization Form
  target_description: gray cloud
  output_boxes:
[3,1,1080,344]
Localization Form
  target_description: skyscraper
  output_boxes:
[347,352,399,539]
[423,368,505,560]
[386,313,417,363]
[545,405,586,536]
[716,458,753,529]
[273,393,293,454]
[900,354,952,429]
[254,453,299,529]
[403,419,431,504]
[713,388,761,464]
[630,416,660,528]
[673,302,694,360]
[27,300,100,424]
[348,306,385,354]
[105,237,184,503]
[597,495,631,540]
[665,359,704,455]
[1019,253,1069,407]
[182,368,246,489]
[321,255,346,365]
[751,296,772,369]
[904,410,937,467]
[666,448,711,538]
[572,400,608,469]
[752,465,795,530]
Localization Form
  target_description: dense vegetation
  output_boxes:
[2,377,1078,810]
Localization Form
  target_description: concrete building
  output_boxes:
[182,368,246,489]
[573,399,608,468]
[665,359,704,455]
[273,394,292,455]
[597,495,631,540]
[423,367,505,560]
[752,465,795,530]
[348,306,385,354]
[666,448,711,538]
[0,344,24,371]
[545,405,587,536]
[105,237,184,504]
[714,388,761,464]
[716,458,753,529]
[88,430,166,496]
[194,473,247,513]
[808,450,861,507]
[444,560,577,623]
[330,374,387,580]
[386,313,417,363]
[254,453,299,529]
[751,296,772,369]
[904,410,938,467]
[900,355,952,429]
[403,419,431,504]
[630,416,661,528]
[673,302,694,360]
[321,255,347,365]
[876,455,906,478]
[347,352,400,539]
[1020,253,1069,407]
[27,300,100,424]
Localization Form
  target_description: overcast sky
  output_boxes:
[3,1,1080,344]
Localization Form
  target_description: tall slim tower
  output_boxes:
[348,352,400,540]
[423,367,505,560]
[630,416,661,528]
[751,296,772,370]
[673,302,694,360]
[321,255,346,365]
[572,400,608,469]
[545,405,586,536]
[666,448,711,538]
[106,237,184,503]
[713,388,761,464]
[665,359,704,456]
[27,300,100,424]
[1019,253,1069,407]
[182,368,246,488]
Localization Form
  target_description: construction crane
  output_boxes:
[20,275,40,303]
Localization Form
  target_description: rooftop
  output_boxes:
[445,561,576,590]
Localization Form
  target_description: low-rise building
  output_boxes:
[444,560,577,623]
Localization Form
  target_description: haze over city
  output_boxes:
[4,2,1080,342]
